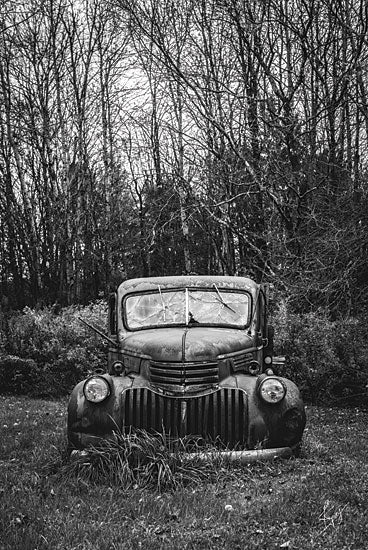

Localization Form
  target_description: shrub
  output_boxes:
[0,355,41,395]
[0,301,108,397]
[5,301,107,363]
[273,302,368,405]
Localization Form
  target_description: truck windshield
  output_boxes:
[124,288,250,330]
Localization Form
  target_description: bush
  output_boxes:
[5,302,107,363]
[273,302,368,405]
[0,355,41,395]
[0,302,108,397]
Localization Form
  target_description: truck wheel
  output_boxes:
[292,441,302,458]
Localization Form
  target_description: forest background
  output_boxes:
[1,0,368,404]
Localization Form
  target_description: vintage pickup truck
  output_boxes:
[67,275,306,460]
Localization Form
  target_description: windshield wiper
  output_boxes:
[213,283,237,313]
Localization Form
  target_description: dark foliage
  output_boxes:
[273,305,368,406]
[0,302,107,397]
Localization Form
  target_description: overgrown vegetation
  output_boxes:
[1,396,368,549]
[272,304,368,405]
[60,431,236,491]
[0,302,107,397]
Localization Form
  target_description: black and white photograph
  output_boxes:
[1,1,367,548]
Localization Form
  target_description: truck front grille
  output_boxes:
[121,387,248,449]
[149,361,219,387]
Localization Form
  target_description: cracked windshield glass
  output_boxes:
[125,288,250,329]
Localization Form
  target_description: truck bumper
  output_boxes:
[180,446,293,463]
[70,443,293,463]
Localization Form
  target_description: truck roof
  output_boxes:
[117,275,260,296]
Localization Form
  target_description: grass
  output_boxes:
[1,397,368,549]
[62,430,233,491]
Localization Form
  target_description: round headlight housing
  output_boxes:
[83,376,111,403]
[259,377,286,404]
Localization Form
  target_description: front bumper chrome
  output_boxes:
[178,446,293,464]
[70,446,293,463]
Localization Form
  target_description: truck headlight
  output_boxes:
[83,376,111,403]
[259,377,286,404]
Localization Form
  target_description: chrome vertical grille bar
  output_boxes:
[156,390,163,432]
[220,390,226,442]
[233,388,240,444]
[196,394,203,434]
[227,389,232,444]
[212,391,218,440]
[142,388,148,429]
[202,393,209,436]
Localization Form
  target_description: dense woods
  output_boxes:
[0,0,367,316]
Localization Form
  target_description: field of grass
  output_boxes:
[1,396,368,550]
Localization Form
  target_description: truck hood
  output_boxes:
[121,327,254,362]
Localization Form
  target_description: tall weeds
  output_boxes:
[60,430,234,491]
